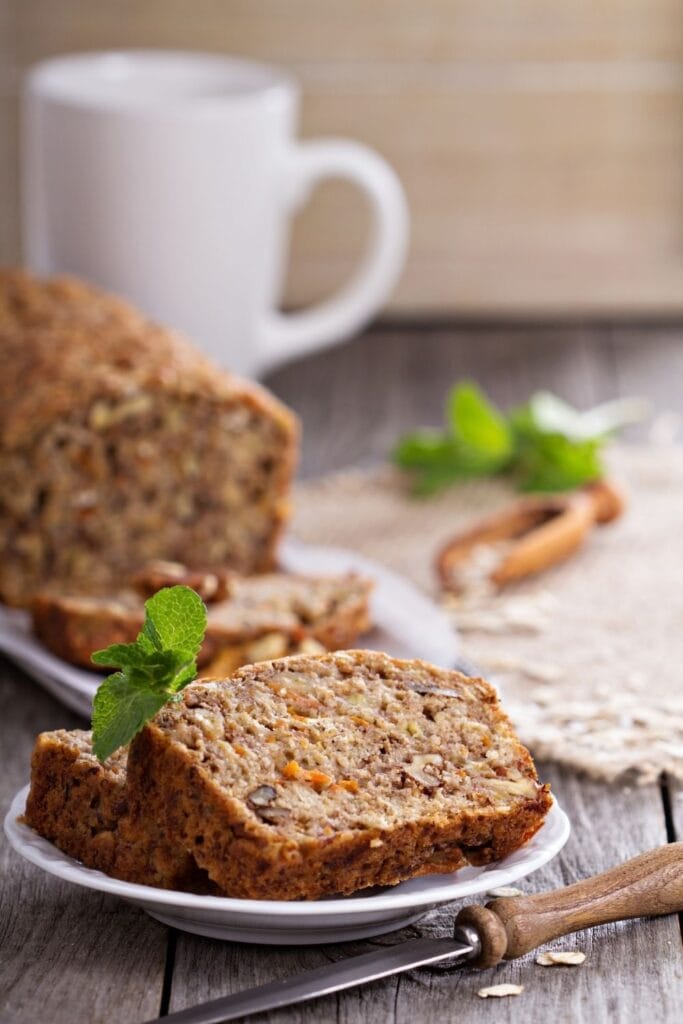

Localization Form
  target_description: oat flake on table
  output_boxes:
[487,885,524,898]
[478,984,524,998]
[293,445,683,785]
[536,950,586,966]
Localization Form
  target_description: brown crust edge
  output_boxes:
[31,596,139,667]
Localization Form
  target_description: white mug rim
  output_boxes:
[24,49,297,115]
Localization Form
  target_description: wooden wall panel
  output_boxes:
[13,1,683,63]
[3,0,683,314]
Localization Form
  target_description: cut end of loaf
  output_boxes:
[1,390,294,605]
[0,270,298,606]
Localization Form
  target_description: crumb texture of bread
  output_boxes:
[127,651,552,900]
[31,572,373,668]
[0,269,298,606]
[24,729,212,891]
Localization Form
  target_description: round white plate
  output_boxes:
[5,786,569,944]
[0,539,468,718]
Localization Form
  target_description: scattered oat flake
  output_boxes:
[536,950,586,966]
[477,983,524,998]
[487,886,523,898]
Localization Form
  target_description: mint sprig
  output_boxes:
[393,382,646,496]
[91,585,207,762]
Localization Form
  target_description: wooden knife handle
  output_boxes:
[455,843,683,968]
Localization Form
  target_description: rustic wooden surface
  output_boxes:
[2,323,683,1022]
[5,1,683,314]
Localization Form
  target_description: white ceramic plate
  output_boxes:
[0,539,467,718]
[5,786,569,944]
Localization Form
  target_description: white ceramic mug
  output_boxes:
[22,51,408,376]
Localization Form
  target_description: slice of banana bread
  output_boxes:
[31,572,373,669]
[127,651,552,900]
[24,729,213,891]
[0,270,298,607]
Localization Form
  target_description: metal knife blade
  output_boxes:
[144,933,477,1024]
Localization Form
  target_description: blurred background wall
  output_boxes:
[2,0,683,316]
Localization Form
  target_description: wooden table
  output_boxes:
[2,323,682,1023]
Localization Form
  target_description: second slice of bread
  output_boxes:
[127,650,551,900]
[32,572,373,669]
[24,730,212,891]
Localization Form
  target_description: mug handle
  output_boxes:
[259,138,409,373]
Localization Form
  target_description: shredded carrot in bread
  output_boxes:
[233,744,247,756]
[330,779,359,794]
[304,769,333,791]
[281,761,334,791]
[287,694,322,713]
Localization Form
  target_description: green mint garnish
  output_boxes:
[393,382,646,496]
[91,585,207,762]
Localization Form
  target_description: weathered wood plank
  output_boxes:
[669,779,683,842]
[0,662,168,1024]
[167,764,681,1023]
[3,323,683,1024]
[14,1,683,64]
[608,326,683,438]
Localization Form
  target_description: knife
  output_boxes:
[144,843,682,1024]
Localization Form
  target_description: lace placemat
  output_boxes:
[292,445,683,785]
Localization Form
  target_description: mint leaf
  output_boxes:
[91,584,207,762]
[394,431,505,495]
[393,431,456,470]
[528,392,648,442]
[515,434,603,492]
[91,673,170,762]
[92,642,154,669]
[448,383,513,460]
[143,586,206,659]
[392,381,644,497]
[394,383,514,495]
[511,403,604,492]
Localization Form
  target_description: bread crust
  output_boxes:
[31,573,373,668]
[127,651,552,900]
[23,730,211,891]
[0,270,296,451]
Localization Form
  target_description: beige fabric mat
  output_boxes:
[292,445,683,785]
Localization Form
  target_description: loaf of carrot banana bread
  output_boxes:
[0,270,298,607]
[24,730,212,891]
[31,571,373,669]
[127,651,552,900]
